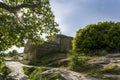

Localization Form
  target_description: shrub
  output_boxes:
[7,50,19,57]
[69,52,91,72]
[73,21,120,55]
[88,50,108,56]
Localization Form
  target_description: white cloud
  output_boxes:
[50,0,75,35]
[5,46,24,53]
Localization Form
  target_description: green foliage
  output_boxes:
[0,58,11,77]
[0,52,5,57]
[0,58,5,72]
[0,0,59,51]
[69,51,91,72]
[23,66,36,76]
[85,50,108,56]
[23,66,47,79]
[73,21,120,55]
[23,66,52,80]
[49,73,66,80]
[29,67,47,80]
[7,49,19,57]
[101,64,120,74]
[23,66,66,80]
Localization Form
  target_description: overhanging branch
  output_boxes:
[0,0,41,13]
[0,2,12,12]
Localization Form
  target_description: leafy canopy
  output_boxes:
[73,21,120,55]
[0,0,60,51]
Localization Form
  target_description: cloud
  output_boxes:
[5,46,24,53]
[50,0,76,36]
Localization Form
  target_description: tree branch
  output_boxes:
[14,3,40,11]
[0,0,41,13]
[0,2,13,13]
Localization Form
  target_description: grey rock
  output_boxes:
[106,53,120,58]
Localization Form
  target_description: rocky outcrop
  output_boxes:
[40,68,101,80]
[5,61,30,80]
[24,34,73,60]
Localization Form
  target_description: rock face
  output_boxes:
[24,34,73,60]
[5,61,30,80]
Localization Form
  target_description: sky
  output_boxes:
[6,0,120,53]
[50,0,120,37]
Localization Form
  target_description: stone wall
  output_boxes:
[36,42,59,58]
[24,34,73,60]
[52,34,73,52]
[24,40,37,60]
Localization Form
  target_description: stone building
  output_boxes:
[52,34,73,52]
[24,34,73,60]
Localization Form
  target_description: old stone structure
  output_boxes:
[24,34,73,60]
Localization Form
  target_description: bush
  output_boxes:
[69,52,91,72]
[7,50,19,57]
[73,21,120,55]
[0,52,6,57]
[88,50,108,56]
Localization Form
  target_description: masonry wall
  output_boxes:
[24,34,73,60]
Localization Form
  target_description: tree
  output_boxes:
[7,50,18,57]
[73,21,120,55]
[0,0,60,51]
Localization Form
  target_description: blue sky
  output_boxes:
[50,0,120,37]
